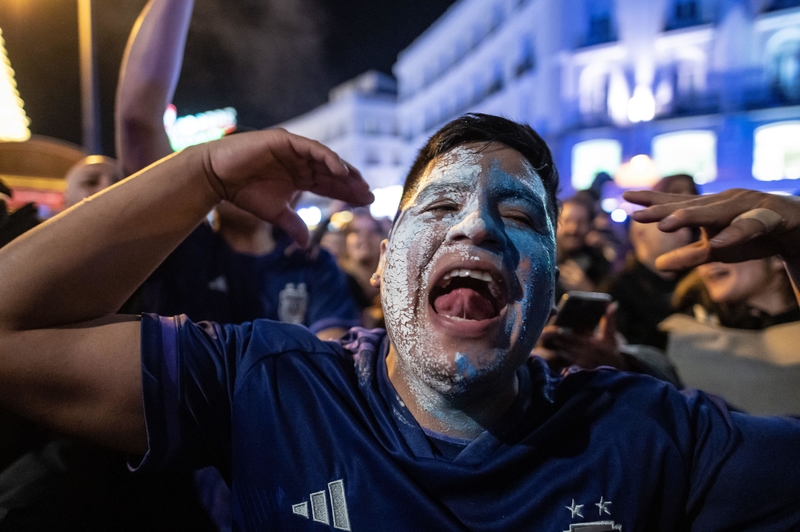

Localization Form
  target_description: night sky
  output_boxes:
[0,0,456,156]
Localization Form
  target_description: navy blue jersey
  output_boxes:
[139,223,359,333]
[137,314,800,531]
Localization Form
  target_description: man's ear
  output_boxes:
[371,239,389,287]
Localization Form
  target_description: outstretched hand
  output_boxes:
[201,128,374,246]
[624,188,800,271]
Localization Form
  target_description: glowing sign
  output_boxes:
[753,122,800,181]
[0,28,30,142]
[163,104,237,151]
[571,139,622,190]
[652,130,717,184]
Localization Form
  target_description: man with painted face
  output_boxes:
[1,115,800,531]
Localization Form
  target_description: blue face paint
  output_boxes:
[382,143,556,413]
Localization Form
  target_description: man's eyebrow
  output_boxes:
[496,185,545,209]
[415,182,472,199]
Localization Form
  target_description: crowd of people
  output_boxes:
[545,171,800,415]
[1,0,800,530]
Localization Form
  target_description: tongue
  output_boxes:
[434,288,496,321]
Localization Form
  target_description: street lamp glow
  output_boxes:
[615,154,660,189]
[297,206,322,228]
[0,27,31,142]
[611,208,628,223]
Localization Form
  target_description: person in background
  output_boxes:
[115,1,358,529]
[653,173,698,196]
[0,178,39,248]
[661,254,800,415]
[63,156,124,209]
[313,200,349,262]
[116,0,358,339]
[555,195,612,299]
[610,174,699,350]
[339,209,385,327]
[611,219,694,350]
[319,228,346,261]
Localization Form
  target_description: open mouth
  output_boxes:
[429,268,507,321]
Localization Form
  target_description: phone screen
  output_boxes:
[553,291,612,333]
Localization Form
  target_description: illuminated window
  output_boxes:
[767,0,800,12]
[666,0,702,31]
[363,117,379,135]
[571,139,622,190]
[487,62,504,95]
[584,0,616,47]
[753,122,800,181]
[771,39,800,101]
[365,149,380,165]
[652,130,717,184]
[515,37,535,77]
[579,67,610,117]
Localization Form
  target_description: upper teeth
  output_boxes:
[438,269,502,299]
[442,269,493,282]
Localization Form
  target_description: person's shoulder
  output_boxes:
[238,321,383,367]
[541,361,692,417]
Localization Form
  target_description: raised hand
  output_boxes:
[202,128,373,246]
[533,303,627,371]
[624,188,800,271]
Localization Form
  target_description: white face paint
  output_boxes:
[380,143,556,404]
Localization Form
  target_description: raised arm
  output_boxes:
[624,188,800,303]
[0,130,371,454]
[115,0,194,175]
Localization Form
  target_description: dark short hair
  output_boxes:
[398,114,560,223]
[652,173,699,196]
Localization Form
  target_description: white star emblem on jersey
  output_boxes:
[566,499,584,518]
[596,496,612,516]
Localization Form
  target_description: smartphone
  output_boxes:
[553,291,612,333]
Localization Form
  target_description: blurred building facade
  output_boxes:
[280,71,407,192]
[282,0,800,204]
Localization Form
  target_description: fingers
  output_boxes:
[631,200,735,230]
[729,208,782,234]
[285,132,349,177]
[599,302,618,344]
[273,206,311,248]
[270,132,373,206]
[709,216,772,248]
[622,190,701,208]
[308,171,374,207]
[653,241,710,271]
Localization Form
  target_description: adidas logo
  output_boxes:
[292,479,351,530]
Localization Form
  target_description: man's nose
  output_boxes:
[445,206,503,248]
